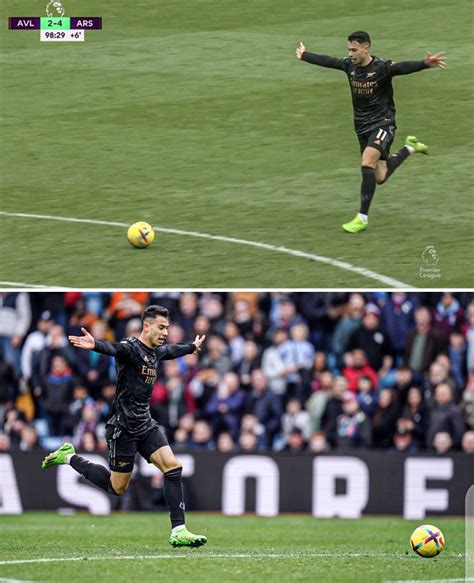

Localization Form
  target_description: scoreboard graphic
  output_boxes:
[8,1,101,42]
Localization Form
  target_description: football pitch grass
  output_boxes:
[0,513,466,582]
[0,0,473,288]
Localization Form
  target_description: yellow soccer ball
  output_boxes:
[410,524,445,558]
[127,221,155,249]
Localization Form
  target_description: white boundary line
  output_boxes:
[384,579,473,583]
[0,211,412,288]
[0,281,71,290]
[0,551,418,565]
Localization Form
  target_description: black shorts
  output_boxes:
[105,424,169,473]
[358,125,395,160]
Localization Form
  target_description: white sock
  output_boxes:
[172,525,186,534]
[65,454,73,465]
[405,145,415,154]
[357,213,368,223]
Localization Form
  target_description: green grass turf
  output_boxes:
[0,0,472,288]
[0,513,466,582]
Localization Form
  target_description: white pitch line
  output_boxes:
[0,281,71,290]
[0,211,411,288]
[0,551,411,565]
[384,579,474,583]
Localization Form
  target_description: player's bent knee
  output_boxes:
[149,445,183,473]
[110,474,131,495]
[375,161,388,184]
[361,147,380,169]
[111,483,127,496]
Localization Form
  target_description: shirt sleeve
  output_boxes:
[389,60,429,76]
[93,339,133,359]
[156,343,196,360]
[301,52,346,71]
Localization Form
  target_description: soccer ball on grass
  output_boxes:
[410,524,445,558]
[127,222,155,249]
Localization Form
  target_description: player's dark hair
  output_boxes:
[348,31,371,46]
[142,305,169,324]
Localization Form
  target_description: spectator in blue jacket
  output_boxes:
[433,293,464,345]
[332,293,365,365]
[205,372,245,439]
[75,320,113,399]
[41,355,76,436]
[448,330,467,390]
[381,292,418,361]
[356,375,379,418]
[336,391,372,448]
[245,369,283,448]
[188,420,215,450]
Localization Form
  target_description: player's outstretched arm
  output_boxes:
[68,327,95,350]
[159,335,206,360]
[296,41,345,70]
[69,327,131,357]
[390,51,446,76]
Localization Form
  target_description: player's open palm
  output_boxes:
[424,51,446,68]
[193,334,206,353]
[69,327,95,350]
[296,42,306,60]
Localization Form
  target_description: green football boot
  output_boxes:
[41,442,76,469]
[342,216,368,233]
[169,527,208,548]
[405,135,429,154]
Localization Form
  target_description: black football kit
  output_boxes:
[56,335,196,531]
[92,336,195,472]
[301,52,428,157]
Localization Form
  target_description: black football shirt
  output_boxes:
[93,337,195,437]
[301,52,429,135]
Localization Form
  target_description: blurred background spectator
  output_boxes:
[398,386,429,449]
[347,303,393,374]
[426,383,465,449]
[405,307,444,373]
[432,293,464,344]
[278,323,315,403]
[336,391,372,449]
[332,293,365,366]
[466,304,474,374]
[380,292,418,362]
[392,427,416,452]
[0,291,472,455]
[308,431,330,454]
[205,372,244,439]
[282,427,307,453]
[371,389,400,448]
[0,292,32,377]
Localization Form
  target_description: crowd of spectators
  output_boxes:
[1,291,473,456]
